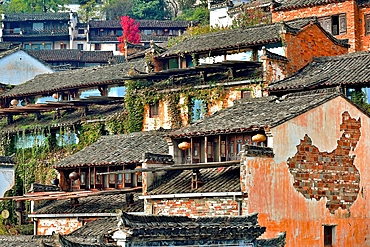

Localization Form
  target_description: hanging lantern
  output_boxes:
[178,141,191,151]
[252,134,267,143]
[136,165,142,175]
[69,171,79,180]
[52,93,58,99]
[10,99,18,107]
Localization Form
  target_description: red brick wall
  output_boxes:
[272,1,359,52]
[148,197,247,217]
[282,23,349,77]
[241,97,370,247]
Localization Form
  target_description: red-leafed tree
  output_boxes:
[117,16,141,53]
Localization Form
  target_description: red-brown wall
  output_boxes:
[272,1,359,52]
[241,96,370,247]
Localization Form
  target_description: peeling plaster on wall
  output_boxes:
[287,112,361,213]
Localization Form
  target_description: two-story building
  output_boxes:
[271,0,370,52]
[0,13,78,50]
[87,19,194,55]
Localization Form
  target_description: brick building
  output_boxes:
[271,0,370,52]
[140,89,370,246]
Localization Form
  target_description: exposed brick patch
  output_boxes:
[287,111,361,213]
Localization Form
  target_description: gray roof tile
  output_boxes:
[148,166,241,195]
[169,90,343,138]
[3,13,71,21]
[34,192,143,214]
[1,59,145,98]
[274,0,370,10]
[53,130,170,168]
[158,17,345,58]
[268,52,370,92]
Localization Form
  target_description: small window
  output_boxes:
[77,44,83,50]
[78,29,85,34]
[366,14,370,35]
[242,90,251,99]
[95,43,101,50]
[33,22,44,30]
[324,225,335,246]
[191,99,206,122]
[318,14,346,36]
[149,101,159,117]
[60,43,67,49]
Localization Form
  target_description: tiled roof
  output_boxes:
[158,17,342,58]
[26,49,113,63]
[273,0,345,10]
[0,155,15,164]
[0,235,54,247]
[33,192,143,214]
[89,20,193,29]
[66,217,118,243]
[268,52,370,93]
[169,90,343,138]
[0,42,13,50]
[148,166,241,195]
[257,232,287,247]
[0,103,125,134]
[53,130,170,168]
[273,0,370,10]
[80,51,113,62]
[1,59,145,98]
[119,211,265,241]
[3,13,71,22]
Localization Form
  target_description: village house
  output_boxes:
[271,0,370,53]
[134,17,349,131]
[17,211,285,247]
[0,13,78,50]
[87,19,194,55]
[153,17,348,78]
[0,46,54,86]
[27,190,143,235]
[268,51,370,101]
[137,89,370,247]
[26,49,116,70]
[209,0,272,28]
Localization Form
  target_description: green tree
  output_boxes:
[78,0,102,22]
[1,0,68,13]
[129,0,171,20]
[103,0,134,20]
[231,2,271,28]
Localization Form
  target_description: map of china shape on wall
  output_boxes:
[287,111,361,214]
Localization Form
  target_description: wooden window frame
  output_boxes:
[318,13,346,36]
[149,101,159,118]
[241,90,251,99]
[366,14,370,36]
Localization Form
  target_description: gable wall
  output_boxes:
[272,1,359,52]
[0,51,54,85]
[282,24,349,77]
[241,97,370,246]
